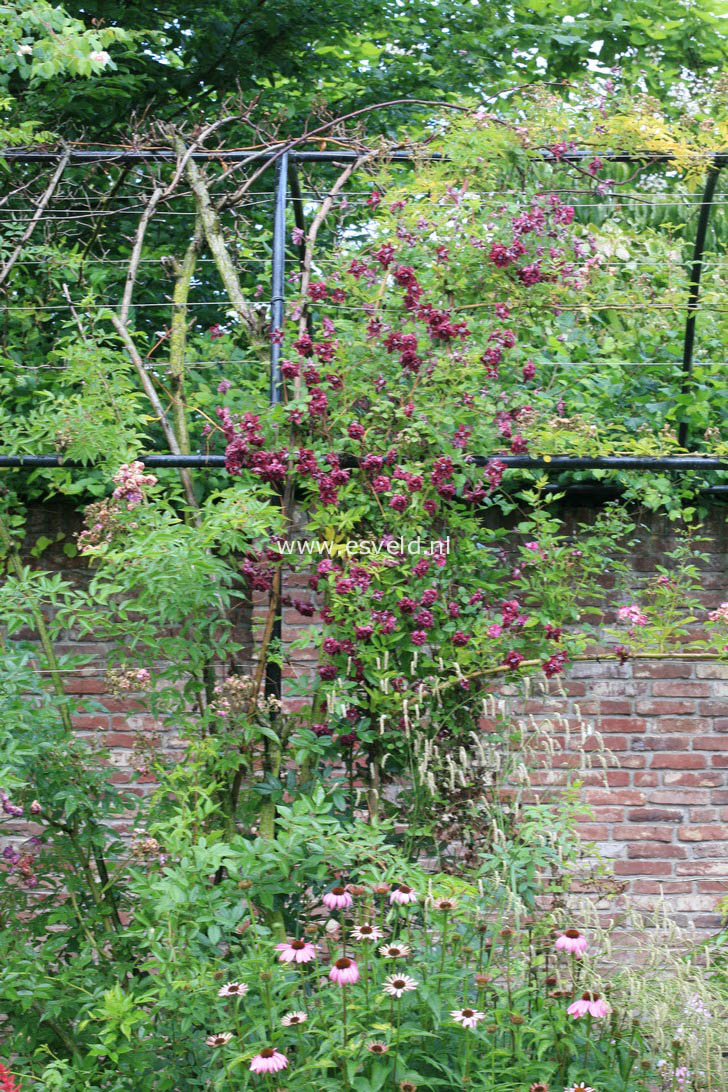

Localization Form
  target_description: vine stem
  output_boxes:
[0,517,73,734]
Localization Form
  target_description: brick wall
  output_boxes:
[7,501,728,933]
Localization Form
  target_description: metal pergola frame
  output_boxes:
[1,143,726,468]
[2,143,727,697]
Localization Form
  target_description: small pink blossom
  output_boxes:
[275,939,317,963]
[555,929,587,956]
[323,886,353,910]
[567,991,611,1019]
[389,883,417,905]
[617,604,648,626]
[249,1047,288,1074]
[329,956,360,985]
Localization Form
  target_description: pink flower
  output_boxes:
[275,939,316,963]
[323,886,353,910]
[555,929,587,956]
[0,1063,22,1091]
[329,956,360,985]
[250,1047,289,1074]
[389,884,417,905]
[567,991,611,1019]
[617,604,648,626]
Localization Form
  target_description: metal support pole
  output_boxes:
[269,152,288,406]
[2,454,728,471]
[266,152,289,701]
[679,154,727,448]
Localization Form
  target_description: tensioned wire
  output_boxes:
[3,300,728,311]
[10,361,728,371]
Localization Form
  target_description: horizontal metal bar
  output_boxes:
[3,148,723,166]
[1,454,727,470]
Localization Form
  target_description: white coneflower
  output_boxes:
[281,1011,307,1027]
[378,943,412,959]
[218,982,249,998]
[433,897,458,912]
[352,923,384,942]
[206,1031,234,1046]
[450,1007,486,1030]
[382,974,418,998]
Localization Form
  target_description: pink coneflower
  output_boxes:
[555,928,588,956]
[218,982,249,997]
[383,974,418,997]
[567,992,611,1019]
[352,923,384,942]
[529,1084,549,1092]
[450,1007,486,1029]
[275,938,317,963]
[281,1011,307,1027]
[323,886,354,910]
[378,943,412,959]
[329,956,360,985]
[366,1041,389,1054]
[206,1032,234,1046]
[389,883,417,905]
[249,1047,289,1074]
[433,897,458,912]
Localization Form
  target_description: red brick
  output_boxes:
[627,808,683,822]
[711,791,728,804]
[106,733,136,747]
[678,825,728,841]
[633,772,660,786]
[574,824,611,840]
[652,681,711,698]
[71,715,110,730]
[581,770,631,787]
[584,789,646,806]
[63,677,106,694]
[584,808,624,822]
[636,700,697,716]
[693,735,728,750]
[600,717,647,734]
[599,700,633,715]
[650,754,707,769]
[627,844,688,859]
[648,789,710,805]
[696,881,728,893]
[614,860,670,876]
[711,755,728,767]
[633,663,694,678]
[636,735,693,751]
[632,880,693,894]
[675,860,728,876]
[619,755,647,768]
[664,771,723,786]
[696,664,728,679]
[612,824,675,842]
[699,701,728,716]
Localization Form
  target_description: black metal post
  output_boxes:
[269,152,288,406]
[679,154,727,449]
[266,152,289,702]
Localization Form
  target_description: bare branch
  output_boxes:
[109,313,198,508]
[169,219,204,454]
[176,136,265,346]
[0,148,70,289]
[119,186,163,325]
